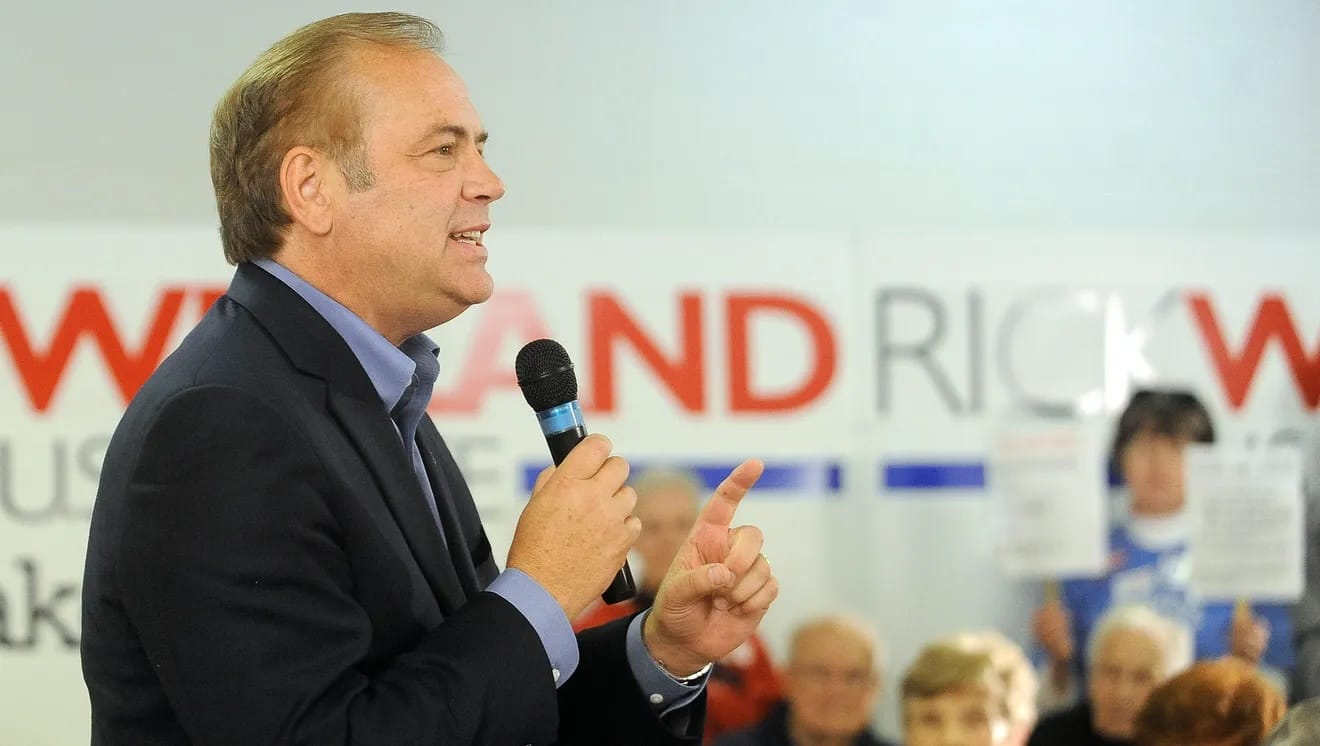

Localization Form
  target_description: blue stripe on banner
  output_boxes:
[521,458,1119,495]
[883,461,985,490]
[882,459,1123,491]
[520,460,842,496]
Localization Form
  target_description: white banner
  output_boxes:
[2,224,1319,742]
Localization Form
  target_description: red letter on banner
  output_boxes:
[0,286,188,412]
[727,293,836,412]
[1188,292,1320,410]
[431,289,553,413]
[588,292,704,413]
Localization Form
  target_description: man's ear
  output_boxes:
[279,146,335,236]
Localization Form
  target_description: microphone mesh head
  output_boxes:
[515,339,578,411]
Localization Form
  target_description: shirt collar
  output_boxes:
[252,258,439,413]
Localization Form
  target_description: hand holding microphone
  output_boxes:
[509,339,778,677]
[505,339,637,621]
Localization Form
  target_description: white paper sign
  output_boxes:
[989,420,1109,578]
[1186,445,1305,602]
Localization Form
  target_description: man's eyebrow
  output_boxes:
[414,123,489,148]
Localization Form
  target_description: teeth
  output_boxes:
[450,231,482,244]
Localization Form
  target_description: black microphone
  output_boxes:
[515,338,636,605]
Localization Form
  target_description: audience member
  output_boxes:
[1132,657,1285,746]
[1033,389,1290,708]
[1028,604,1191,746]
[944,631,1038,745]
[902,642,1001,746]
[717,615,892,746]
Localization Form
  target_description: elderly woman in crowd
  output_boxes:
[1132,657,1285,746]
[1028,605,1191,746]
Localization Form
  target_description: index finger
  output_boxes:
[698,458,765,529]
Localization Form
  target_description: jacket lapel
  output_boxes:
[416,418,485,598]
[329,393,467,615]
[226,262,468,615]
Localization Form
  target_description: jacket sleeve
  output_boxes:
[118,384,559,745]
[556,614,707,745]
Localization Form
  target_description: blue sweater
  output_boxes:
[1060,520,1294,672]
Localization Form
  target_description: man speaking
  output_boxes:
[80,11,777,745]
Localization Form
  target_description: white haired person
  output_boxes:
[718,615,894,746]
[1028,604,1191,746]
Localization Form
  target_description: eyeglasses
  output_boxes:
[791,664,876,688]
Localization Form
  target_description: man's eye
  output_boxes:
[435,144,455,156]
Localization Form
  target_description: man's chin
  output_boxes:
[446,279,495,315]
[466,275,495,305]
[424,282,494,329]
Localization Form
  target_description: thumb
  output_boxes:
[663,563,735,608]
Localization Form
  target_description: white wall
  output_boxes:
[2,0,1318,234]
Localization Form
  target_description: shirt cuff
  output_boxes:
[626,610,710,716]
[487,568,579,688]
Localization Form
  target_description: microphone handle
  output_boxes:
[545,424,637,605]
[602,558,637,604]
[546,426,586,467]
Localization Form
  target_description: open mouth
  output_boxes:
[449,230,483,246]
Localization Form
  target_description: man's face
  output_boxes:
[1088,627,1163,739]
[633,488,698,588]
[785,631,878,741]
[903,690,995,746]
[328,46,505,342]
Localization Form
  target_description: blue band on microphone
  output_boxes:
[536,401,585,437]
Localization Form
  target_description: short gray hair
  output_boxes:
[1087,604,1192,678]
[791,613,884,674]
[630,468,704,505]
